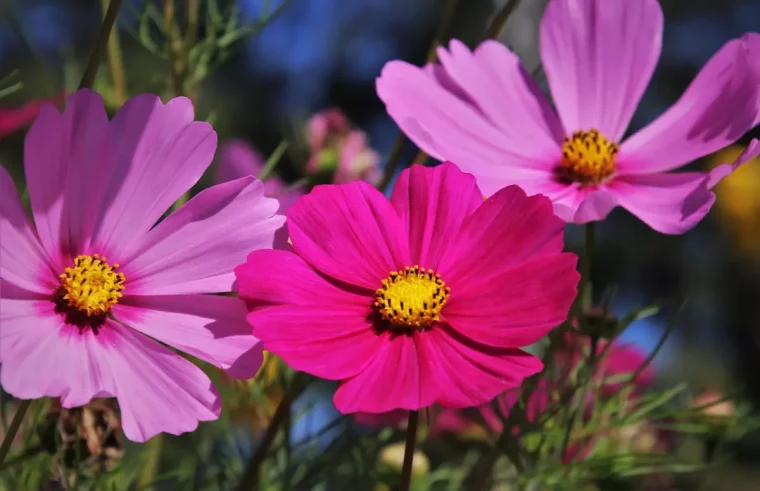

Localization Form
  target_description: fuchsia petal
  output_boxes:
[236,249,382,380]
[443,254,579,348]
[91,94,217,261]
[113,294,263,379]
[706,138,760,188]
[421,325,544,408]
[438,185,567,284]
[124,177,284,295]
[618,34,760,175]
[540,0,663,141]
[333,333,437,413]
[435,40,564,154]
[0,166,56,293]
[376,60,560,175]
[610,173,716,235]
[390,163,482,269]
[287,181,409,289]
[24,89,109,267]
[0,301,219,442]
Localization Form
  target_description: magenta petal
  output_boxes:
[422,326,544,408]
[390,163,482,269]
[610,173,715,234]
[438,185,567,286]
[443,254,579,348]
[124,177,284,295]
[113,294,264,379]
[540,0,663,140]
[287,181,409,289]
[618,34,760,175]
[333,333,438,413]
[435,40,564,153]
[706,138,760,188]
[215,139,266,183]
[24,89,109,266]
[91,94,217,261]
[0,166,56,293]
[0,301,219,442]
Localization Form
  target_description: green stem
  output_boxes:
[399,410,420,491]
[80,0,124,89]
[485,0,523,40]
[581,222,595,308]
[101,0,127,104]
[0,399,31,466]
[137,434,164,490]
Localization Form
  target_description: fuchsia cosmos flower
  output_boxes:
[0,90,66,140]
[236,162,579,413]
[377,0,760,234]
[0,90,285,442]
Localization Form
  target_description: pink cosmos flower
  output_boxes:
[0,90,66,140]
[377,0,760,234]
[235,162,579,413]
[0,90,285,442]
[306,108,382,185]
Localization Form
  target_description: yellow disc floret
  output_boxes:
[557,128,618,185]
[374,265,450,329]
[59,254,125,316]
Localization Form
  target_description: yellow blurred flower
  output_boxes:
[708,143,760,256]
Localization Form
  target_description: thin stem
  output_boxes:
[0,399,31,466]
[581,222,595,308]
[0,444,44,472]
[235,392,292,491]
[377,0,460,192]
[80,0,124,89]
[399,410,420,491]
[164,0,186,97]
[485,0,523,40]
[137,434,164,491]
[101,0,127,104]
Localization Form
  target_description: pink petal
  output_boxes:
[215,139,266,183]
[390,163,482,269]
[706,138,760,188]
[123,177,284,295]
[421,325,544,408]
[618,34,760,175]
[287,181,409,289]
[91,94,217,261]
[540,0,663,140]
[437,185,567,285]
[443,253,579,348]
[610,172,715,234]
[112,294,264,379]
[0,166,56,293]
[435,40,564,155]
[376,60,559,178]
[0,300,219,442]
[553,187,620,224]
[237,250,383,380]
[235,249,370,308]
[333,333,437,413]
[24,89,109,267]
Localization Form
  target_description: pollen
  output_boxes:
[557,129,618,185]
[59,254,125,316]
[374,265,450,329]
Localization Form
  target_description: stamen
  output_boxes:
[556,129,618,185]
[374,266,450,329]
[58,254,125,316]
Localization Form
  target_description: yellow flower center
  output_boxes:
[374,266,450,329]
[59,254,125,316]
[557,129,618,185]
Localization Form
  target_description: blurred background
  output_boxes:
[1,0,760,489]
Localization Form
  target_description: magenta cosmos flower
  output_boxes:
[235,162,579,413]
[377,0,760,234]
[0,90,285,441]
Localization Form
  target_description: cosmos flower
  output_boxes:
[377,0,760,234]
[0,90,66,140]
[0,89,284,441]
[236,162,579,413]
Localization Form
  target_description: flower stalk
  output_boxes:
[399,410,420,491]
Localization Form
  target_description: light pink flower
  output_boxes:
[306,108,381,185]
[0,90,285,442]
[235,162,579,413]
[377,0,760,234]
